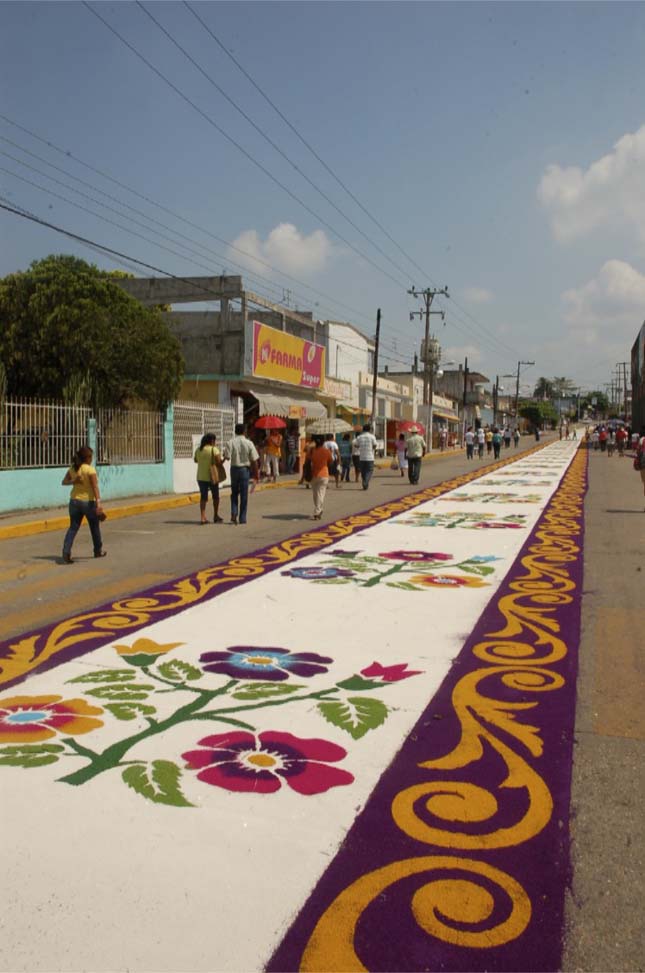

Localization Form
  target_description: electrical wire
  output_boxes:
[0,198,410,368]
[82,1,409,291]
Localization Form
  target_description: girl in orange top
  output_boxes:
[309,436,331,520]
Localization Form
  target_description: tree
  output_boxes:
[519,400,558,428]
[533,376,554,399]
[0,255,183,409]
[580,390,609,416]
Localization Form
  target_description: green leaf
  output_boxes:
[386,581,419,590]
[313,578,351,585]
[318,696,388,740]
[0,744,64,767]
[122,760,193,807]
[105,702,157,721]
[458,564,495,577]
[336,675,384,692]
[67,669,136,684]
[232,682,304,701]
[156,660,203,682]
[86,684,153,701]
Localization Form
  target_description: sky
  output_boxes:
[2,1,645,396]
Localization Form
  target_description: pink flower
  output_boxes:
[182,731,354,795]
[360,662,423,682]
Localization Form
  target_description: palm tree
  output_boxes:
[533,377,554,400]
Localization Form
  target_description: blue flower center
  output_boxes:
[7,710,48,723]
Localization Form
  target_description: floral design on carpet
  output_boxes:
[477,479,553,487]
[281,549,500,590]
[392,511,528,530]
[0,641,422,806]
[438,492,542,504]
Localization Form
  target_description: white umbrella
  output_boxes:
[307,417,353,434]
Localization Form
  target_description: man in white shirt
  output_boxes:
[464,427,475,460]
[355,424,378,490]
[406,431,426,485]
[226,423,259,525]
[476,426,485,459]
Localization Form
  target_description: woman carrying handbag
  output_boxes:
[194,433,225,524]
[61,445,106,563]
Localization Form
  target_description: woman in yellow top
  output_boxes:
[61,446,105,563]
[194,433,224,524]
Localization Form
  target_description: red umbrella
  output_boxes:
[255,415,286,429]
[398,420,425,434]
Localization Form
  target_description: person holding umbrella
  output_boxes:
[254,415,286,482]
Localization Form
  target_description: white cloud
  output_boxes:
[561,259,645,345]
[442,343,482,367]
[462,287,494,304]
[538,125,645,242]
[229,223,333,277]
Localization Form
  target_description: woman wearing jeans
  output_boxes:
[61,446,106,563]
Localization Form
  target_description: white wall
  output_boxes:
[326,323,369,390]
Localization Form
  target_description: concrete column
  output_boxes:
[163,404,174,492]
[87,417,97,453]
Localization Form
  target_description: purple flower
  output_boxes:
[379,550,453,563]
[282,566,354,580]
[199,646,332,681]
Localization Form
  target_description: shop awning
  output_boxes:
[337,402,369,415]
[241,385,327,419]
[433,408,459,422]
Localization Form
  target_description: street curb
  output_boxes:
[0,448,459,542]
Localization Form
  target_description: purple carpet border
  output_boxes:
[0,443,552,692]
[267,448,588,972]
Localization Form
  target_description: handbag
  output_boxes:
[97,509,107,522]
[209,447,227,484]
[390,455,399,470]
[303,458,313,482]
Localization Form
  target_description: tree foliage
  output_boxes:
[580,390,609,415]
[0,255,183,409]
[519,400,558,428]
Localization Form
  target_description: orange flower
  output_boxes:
[114,638,183,667]
[409,574,489,589]
[0,695,104,743]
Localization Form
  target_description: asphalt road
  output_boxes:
[0,439,544,645]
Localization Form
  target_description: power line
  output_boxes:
[81,1,409,291]
[0,198,410,368]
[136,0,415,285]
[0,116,375,327]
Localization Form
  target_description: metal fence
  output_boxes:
[95,408,164,465]
[0,398,91,470]
[173,400,235,458]
[0,397,165,469]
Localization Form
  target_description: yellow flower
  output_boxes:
[114,638,183,666]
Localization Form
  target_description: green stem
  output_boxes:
[58,679,237,787]
[361,562,405,587]
[140,665,203,694]
[201,686,340,720]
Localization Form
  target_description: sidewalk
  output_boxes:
[0,449,463,540]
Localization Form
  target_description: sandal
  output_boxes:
[94,550,107,558]
[62,553,73,564]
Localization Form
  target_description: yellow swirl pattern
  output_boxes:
[300,855,532,971]
[298,448,586,968]
[1,443,552,687]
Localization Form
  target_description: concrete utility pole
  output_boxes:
[617,361,630,419]
[514,360,535,419]
[370,309,381,428]
[408,286,450,408]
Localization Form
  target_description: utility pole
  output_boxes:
[463,356,469,441]
[408,286,449,408]
[493,375,500,426]
[617,361,630,419]
[370,308,381,428]
[514,360,535,419]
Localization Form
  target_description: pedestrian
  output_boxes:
[285,426,299,474]
[476,427,485,459]
[61,445,106,563]
[298,434,315,488]
[634,429,645,510]
[351,434,361,483]
[504,426,512,449]
[309,435,332,519]
[485,427,493,455]
[513,428,520,447]
[226,423,260,525]
[395,433,408,478]
[592,429,600,450]
[607,429,616,457]
[265,428,283,482]
[465,427,475,460]
[599,427,608,452]
[439,426,447,452]
[406,428,426,485]
[572,427,577,440]
[617,425,627,457]
[339,432,352,483]
[325,434,341,488]
[534,426,541,442]
[492,427,502,459]
[355,423,378,490]
[194,432,224,524]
